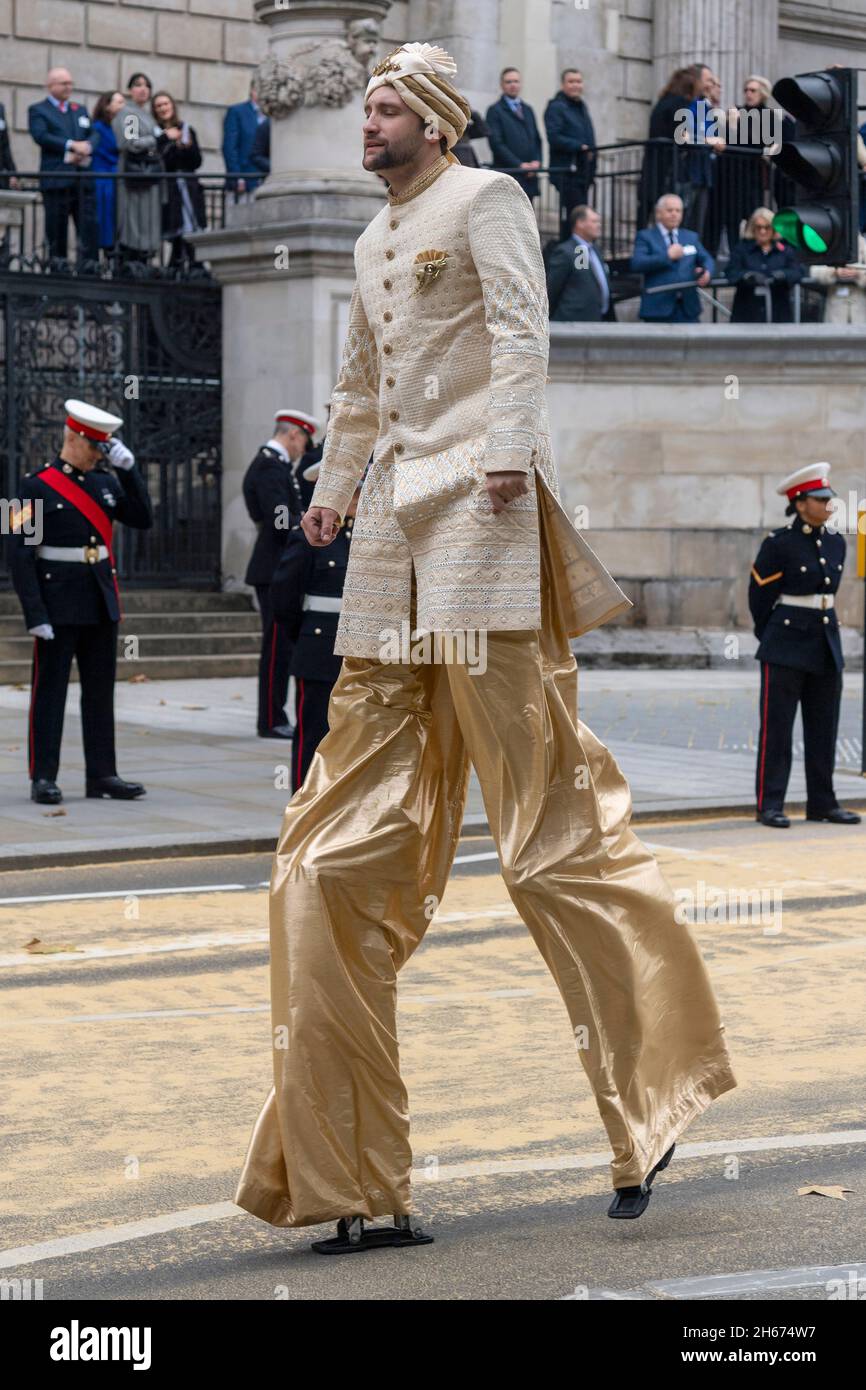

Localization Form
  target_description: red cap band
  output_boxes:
[785,476,829,500]
[66,415,111,442]
[275,414,314,436]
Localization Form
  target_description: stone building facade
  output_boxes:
[2,1,865,172]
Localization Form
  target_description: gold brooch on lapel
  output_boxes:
[414,249,451,294]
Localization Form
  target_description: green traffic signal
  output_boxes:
[773,209,832,256]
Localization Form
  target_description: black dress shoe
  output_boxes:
[806,807,862,824]
[86,776,146,799]
[608,1143,676,1220]
[257,723,295,740]
[31,779,63,805]
[756,809,790,828]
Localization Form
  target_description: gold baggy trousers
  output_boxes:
[234,503,737,1229]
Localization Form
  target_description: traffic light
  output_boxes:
[771,67,858,265]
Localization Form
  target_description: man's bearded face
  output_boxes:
[362,88,433,170]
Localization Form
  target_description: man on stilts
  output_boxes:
[234,41,737,1254]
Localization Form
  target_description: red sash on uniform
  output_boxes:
[38,469,123,618]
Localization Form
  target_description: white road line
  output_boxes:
[0,906,521,968]
[2,1129,865,1271]
[6,986,547,1026]
[645,1261,866,1299]
[0,884,251,906]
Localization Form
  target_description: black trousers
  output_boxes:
[756,660,843,816]
[28,622,118,783]
[255,584,293,733]
[43,184,98,262]
[556,175,589,241]
[291,675,336,792]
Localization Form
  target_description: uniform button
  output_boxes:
[45,572,51,578]
[389,410,399,421]
[383,311,392,322]
[386,375,395,387]
[394,442,404,455]
[56,502,63,508]
[383,278,392,289]
[91,536,97,542]
[820,557,826,565]
[783,618,790,625]
[383,344,393,354]
[823,615,830,624]
[816,539,822,547]
[825,576,831,584]
[389,219,399,230]
[800,565,807,572]
[328,559,335,567]
[838,563,843,570]
[385,248,395,260]
[314,627,322,635]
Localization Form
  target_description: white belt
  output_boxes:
[302,594,342,612]
[37,544,108,564]
[777,593,834,610]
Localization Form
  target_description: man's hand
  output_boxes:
[107,438,135,470]
[485,470,530,515]
[237,178,247,194]
[29,624,54,640]
[302,507,340,546]
[697,268,711,288]
[837,266,859,281]
[667,243,685,261]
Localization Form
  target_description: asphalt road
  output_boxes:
[2,817,865,1303]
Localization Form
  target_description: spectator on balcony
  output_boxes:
[725,206,806,323]
[811,232,866,324]
[223,81,266,201]
[28,68,98,268]
[716,75,789,256]
[90,91,124,258]
[112,73,168,271]
[682,65,726,241]
[0,99,18,190]
[637,67,699,227]
[545,69,597,243]
[249,115,270,179]
[631,192,714,323]
[152,91,206,270]
[485,69,542,201]
[453,109,489,168]
[547,205,615,322]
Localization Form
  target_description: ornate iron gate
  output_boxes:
[0,275,222,587]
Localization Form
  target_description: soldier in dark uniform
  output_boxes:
[9,399,153,804]
[242,408,320,739]
[749,462,861,828]
[270,459,364,792]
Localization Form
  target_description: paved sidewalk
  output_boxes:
[0,670,863,866]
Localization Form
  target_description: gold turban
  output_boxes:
[365,41,472,149]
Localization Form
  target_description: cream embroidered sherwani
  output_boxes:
[310,153,627,655]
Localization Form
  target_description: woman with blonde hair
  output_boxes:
[725,205,805,322]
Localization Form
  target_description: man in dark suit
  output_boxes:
[28,67,98,265]
[9,399,153,804]
[547,205,615,321]
[222,82,266,198]
[631,193,714,323]
[243,408,320,739]
[749,464,860,829]
[485,68,543,201]
[271,461,364,792]
[0,100,18,189]
[544,69,597,242]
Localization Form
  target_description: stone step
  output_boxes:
[0,588,255,615]
[1,653,261,685]
[0,612,261,638]
[0,631,260,661]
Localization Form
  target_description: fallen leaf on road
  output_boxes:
[231,695,244,701]
[797,1185,854,1201]
[182,705,208,710]
[41,808,66,817]
[23,937,82,955]
[129,674,150,683]
[158,699,167,706]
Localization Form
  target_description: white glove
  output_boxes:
[107,438,135,470]
[29,624,54,640]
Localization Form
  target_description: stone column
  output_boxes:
[654,0,779,110]
[194,0,393,590]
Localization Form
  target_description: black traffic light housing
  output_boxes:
[771,67,859,265]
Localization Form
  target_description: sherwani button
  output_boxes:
[386,376,395,386]
[383,279,392,289]
[383,344,393,354]
[389,219,399,230]
[389,410,399,421]
[384,311,392,322]
[385,249,395,260]
[394,443,404,454]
